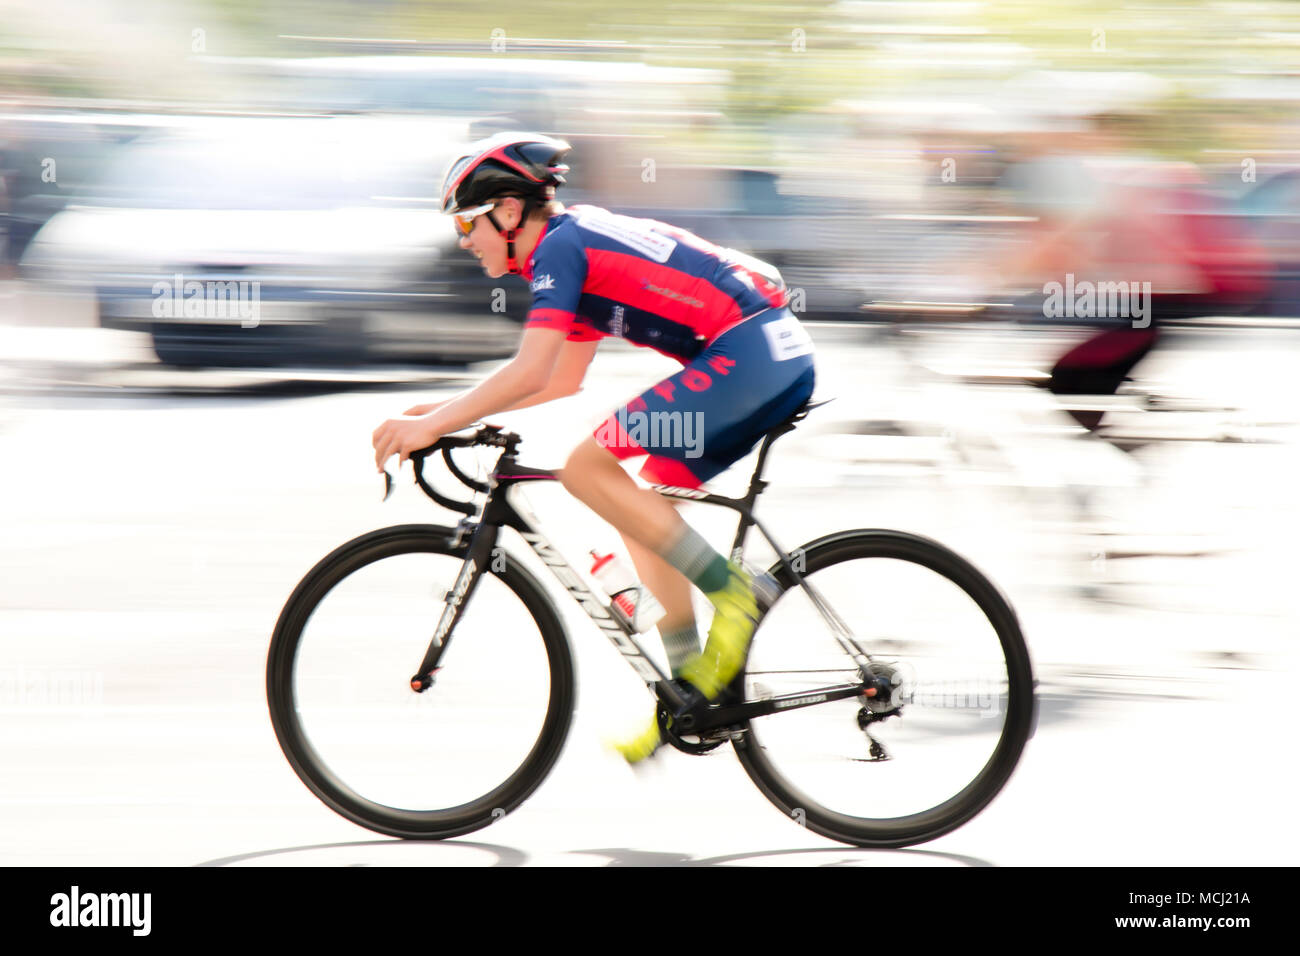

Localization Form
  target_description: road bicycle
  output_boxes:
[266,403,1035,848]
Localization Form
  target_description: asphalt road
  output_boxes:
[1,305,1297,866]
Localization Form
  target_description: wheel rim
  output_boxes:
[279,546,559,821]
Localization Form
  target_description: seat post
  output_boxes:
[745,422,795,498]
[744,392,828,501]
[727,422,796,559]
[729,400,825,559]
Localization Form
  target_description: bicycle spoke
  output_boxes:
[737,532,1033,845]
[291,551,552,810]
[268,527,574,838]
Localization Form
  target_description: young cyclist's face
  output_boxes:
[457,199,519,279]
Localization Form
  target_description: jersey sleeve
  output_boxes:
[525,230,589,336]
[566,316,602,342]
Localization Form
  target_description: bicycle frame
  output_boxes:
[410,416,877,727]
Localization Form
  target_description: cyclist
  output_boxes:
[372,132,816,762]
[995,115,1269,432]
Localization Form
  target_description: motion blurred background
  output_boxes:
[6,0,1300,363]
[1,1,1298,864]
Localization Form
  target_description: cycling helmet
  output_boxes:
[440,132,571,215]
[441,132,571,274]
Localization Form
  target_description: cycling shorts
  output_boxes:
[593,307,816,488]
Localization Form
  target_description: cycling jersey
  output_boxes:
[521,204,788,363]
[518,203,813,488]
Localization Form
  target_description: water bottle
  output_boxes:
[589,551,666,633]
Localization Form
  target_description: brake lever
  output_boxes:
[379,425,490,505]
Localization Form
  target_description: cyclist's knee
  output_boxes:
[559,437,618,496]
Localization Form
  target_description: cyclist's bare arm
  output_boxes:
[403,336,598,417]
[498,336,600,411]
[407,327,573,436]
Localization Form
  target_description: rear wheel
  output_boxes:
[734,530,1034,847]
[267,525,575,839]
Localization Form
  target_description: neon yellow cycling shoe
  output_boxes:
[611,713,663,765]
[679,564,760,700]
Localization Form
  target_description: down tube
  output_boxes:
[504,484,669,686]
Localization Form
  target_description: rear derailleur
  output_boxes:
[857,661,905,761]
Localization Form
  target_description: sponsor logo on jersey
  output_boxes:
[640,279,704,309]
[576,207,678,263]
[530,273,556,292]
[762,314,815,361]
[610,304,626,338]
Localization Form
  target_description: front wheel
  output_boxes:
[734,530,1035,847]
[266,525,575,839]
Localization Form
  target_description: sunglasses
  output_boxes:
[454,202,495,237]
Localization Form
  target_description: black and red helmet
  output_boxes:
[440,132,571,215]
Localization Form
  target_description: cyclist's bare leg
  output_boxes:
[558,442,697,658]
[622,530,701,675]
[562,436,755,692]
[621,532,694,633]
[559,437,687,554]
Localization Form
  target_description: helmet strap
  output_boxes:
[487,198,535,275]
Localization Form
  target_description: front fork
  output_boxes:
[409,521,499,692]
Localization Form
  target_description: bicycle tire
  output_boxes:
[733,529,1034,848]
[266,524,575,839]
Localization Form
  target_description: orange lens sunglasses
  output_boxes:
[454,203,495,237]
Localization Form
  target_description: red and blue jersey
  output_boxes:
[520,204,788,363]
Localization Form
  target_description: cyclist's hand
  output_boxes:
[372,416,443,473]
